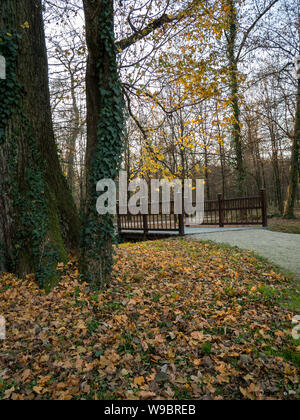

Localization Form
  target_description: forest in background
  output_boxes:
[47,0,299,216]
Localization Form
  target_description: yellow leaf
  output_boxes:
[76,320,86,330]
[33,386,43,395]
[133,376,145,386]
[191,331,205,341]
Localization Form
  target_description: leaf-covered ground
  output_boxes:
[0,239,299,400]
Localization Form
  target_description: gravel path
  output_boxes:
[189,229,300,276]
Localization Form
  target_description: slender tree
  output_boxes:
[226,0,246,196]
[284,71,300,218]
[284,11,300,218]
[225,0,280,196]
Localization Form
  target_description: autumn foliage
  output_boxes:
[0,240,298,400]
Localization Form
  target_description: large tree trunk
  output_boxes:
[81,0,124,288]
[227,0,247,196]
[0,0,79,283]
[284,78,300,218]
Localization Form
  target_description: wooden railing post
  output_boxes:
[117,204,122,235]
[178,183,185,236]
[218,193,224,228]
[261,189,268,227]
[178,214,185,236]
[143,214,149,237]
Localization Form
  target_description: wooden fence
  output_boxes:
[117,189,267,236]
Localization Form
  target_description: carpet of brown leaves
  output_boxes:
[0,239,299,400]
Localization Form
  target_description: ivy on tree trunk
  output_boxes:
[0,0,80,286]
[81,0,124,289]
[227,0,247,197]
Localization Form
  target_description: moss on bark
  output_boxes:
[0,1,79,287]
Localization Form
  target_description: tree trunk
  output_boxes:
[227,0,247,196]
[273,167,283,214]
[284,78,300,218]
[219,142,226,198]
[81,0,124,288]
[269,125,284,215]
[203,141,210,201]
[0,0,79,283]
[67,73,81,198]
